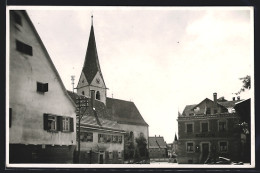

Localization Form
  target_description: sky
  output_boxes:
[15,7,253,143]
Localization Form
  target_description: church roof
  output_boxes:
[106,97,149,126]
[82,21,106,86]
[67,91,123,132]
[149,136,167,149]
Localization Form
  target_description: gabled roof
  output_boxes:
[181,97,237,116]
[22,11,76,108]
[106,97,148,126]
[82,23,106,86]
[67,91,123,132]
[149,136,167,149]
[181,104,197,116]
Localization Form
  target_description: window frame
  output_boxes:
[16,40,33,56]
[218,119,228,132]
[62,117,70,132]
[218,141,228,153]
[43,114,73,132]
[185,122,194,133]
[37,82,48,93]
[47,115,57,131]
[186,142,195,153]
[200,121,210,133]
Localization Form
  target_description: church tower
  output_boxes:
[76,16,107,105]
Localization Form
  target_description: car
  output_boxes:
[205,156,231,164]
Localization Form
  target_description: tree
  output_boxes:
[135,135,148,158]
[235,75,251,95]
[124,132,135,161]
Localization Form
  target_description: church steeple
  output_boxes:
[82,16,105,85]
[77,15,107,105]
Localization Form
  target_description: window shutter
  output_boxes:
[43,113,49,130]
[9,108,12,128]
[70,117,74,132]
[57,116,62,131]
[44,83,48,92]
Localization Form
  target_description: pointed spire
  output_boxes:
[91,14,93,26]
[82,15,105,86]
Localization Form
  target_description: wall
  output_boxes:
[118,123,149,146]
[78,129,124,163]
[177,114,241,164]
[77,71,107,105]
[9,11,76,146]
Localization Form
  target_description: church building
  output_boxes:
[75,16,149,161]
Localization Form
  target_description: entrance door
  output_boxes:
[99,154,104,164]
[201,143,209,163]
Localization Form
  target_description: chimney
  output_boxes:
[233,97,235,101]
[155,135,156,137]
[213,93,217,104]
[237,96,240,100]
[90,90,95,108]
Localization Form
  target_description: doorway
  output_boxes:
[201,143,209,163]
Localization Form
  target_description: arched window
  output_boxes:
[96,91,100,100]
[82,91,85,95]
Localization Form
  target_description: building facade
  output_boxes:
[75,17,149,163]
[68,91,125,164]
[177,93,242,164]
[9,10,76,163]
[148,136,167,160]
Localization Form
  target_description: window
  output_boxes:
[62,117,70,131]
[219,121,227,131]
[37,82,48,93]
[98,134,104,143]
[96,91,100,100]
[13,12,22,26]
[48,115,57,131]
[81,132,93,142]
[118,136,122,143]
[16,40,33,56]
[112,135,118,143]
[206,108,211,114]
[106,135,112,143]
[109,152,113,159]
[187,142,194,152]
[219,141,228,152]
[201,122,209,132]
[186,123,193,133]
[82,91,85,95]
[189,113,194,116]
[43,114,73,132]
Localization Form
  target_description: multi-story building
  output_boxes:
[9,10,76,163]
[148,135,167,160]
[177,93,243,164]
[68,91,125,164]
[75,16,149,162]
